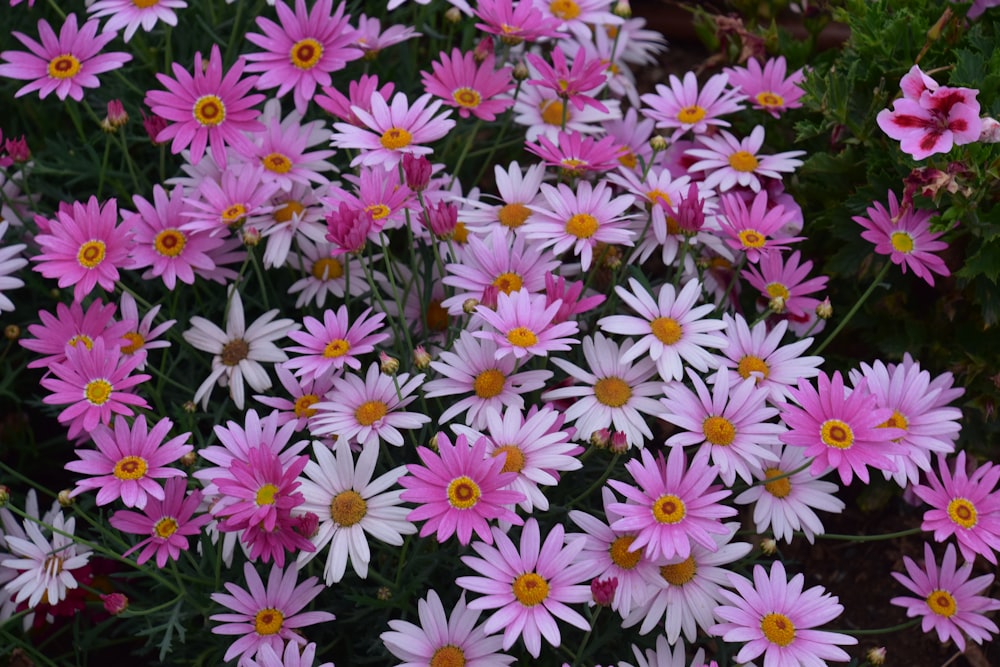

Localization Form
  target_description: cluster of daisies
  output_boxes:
[1,0,999,665]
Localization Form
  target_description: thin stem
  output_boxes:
[814,261,892,355]
[836,618,920,635]
[803,526,921,542]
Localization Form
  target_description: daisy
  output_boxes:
[117,292,175,370]
[254,365,336,432]
[20,298,132,369]
[64,415,191,509]
[711,559,857,666]
[456,518,597,658]
[210,562,335,665]
[742,250,828,320]
[2,512,92,609]
[240,100,337,191]
[244,0,361,115]
[424,331,552,428]
[284,306,389,382]
[145,44,265,168]
[400,432,522,545]
[779,371,903,485]
[598,277,728,382]
[718,189,802,262]
[296,439,415,584]
[725,56,807,118]
[350,14,421,58]
[473,288,580,361]
[685,125,805,193]
[640,71,745,140]
[618,636,708,667]
[286,239,371,309]
[309,363,429,448]
[544,272,606,324]
[87,0,187,42]
[421,48,514,121]
[526,45,609,113]
[40,338,150,440]
[608,446,736,563]
[543,333,662,448]
[526,130,626,175]
[0,221,27,313]
[108,477,212,568]
[330,92,455,169]
[261,183,329,269]
[513,83,622,142]
[31,196,132,303]
[912,451,1000,565]
[245,642,333,667]
[853,190,950,286]
[0,14,131,101]
[734,444,846,543]
[316,74,395,126]
[183,165,278,237]
[381,590,515,666]
[182,287,299,410]
[473,0,563,45]
[327,164,415,233]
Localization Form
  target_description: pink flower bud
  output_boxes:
[141,110,168,145]
[100,592,129,615]
[402,153,432,191]
[590,577,618,606]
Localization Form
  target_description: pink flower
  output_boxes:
[640,71,745,140]
[324,202,375,255]
[473,0,563,45]
[284,306,389,381]
[877,65,981,160]
[399,432,523,545]
[473,288,580,361]
[685,125,805,193]
[421,48,514,121]
[109,477,211,568]
[65,415,191,509]
[0,14,131,101]
[87,0,187,42]
[183,165,278,237]
[21,299,132,369]
[525,130,624,175]
[145,44,265,168]
[526,46,609,113]
[743,249,828,319]
[316,74,394,126]
[725,56,806,118]
[718,189,802,262]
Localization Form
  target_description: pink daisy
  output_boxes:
[685,125,805,193]
[912,451,1000,565]
[183,165,278,237]
[309,363,430,448]
[525,130,625,175]
[31,196,132,303]
[210,562,335,665]
[0,14,131,101]
[286,239,371,309]
[640,71,745,140]
[327,163,415,232]
[853,190,950,286]
[350,14,421,58]
[240,101,337,192]
[526,45,609,113]
[144,44,265,168]
[315,74,394,127]
[891,542,1000,651]
[607,446,736,562]
[421,48,514,121]
[399,432,523,545]
[711,560,857,665]
[64,415,191,509]
[108,477,211,568]
[724,56,806,118]
[21,298,132,369]
[473,288,580,361]
[743,249,829,320]
[284,306,389,381]
[455,518,597,658]
[117,291,175,370]
[253,364,336,432]
[473,0,563,45]
[244,0,361,115]
[87,0,188,42]
[718,189,802,262]
[779,370,903,485]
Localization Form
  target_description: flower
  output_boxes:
[685,125,805,193]
[108,477,211,568]
[724,56,806,118]
[2,511,92,609]
[286,239,370,309]
[891,542,1000,651]
[87,0,187,42]
[117,292,175,370]
[525,130,625,175]
[381,590,515,666]
[245,642,333,667]
[145,44,265,168]
[853,190,950,287]
[183,165,278,237]
[473,288,580,361]
[456,518,597,658]
[0,14,131,101]
[20,298,132,369]
[711,559,857,665]
[243,101,337,192]
[421,48,514,121]
[210,562,335,665]
[742,250,828,320]
[718,189,802,262]
[526,45,609,113]
[0,221,27,313]
[316,73,395,126]
[399,432,523,545]
[640,71,745,140]
[473,0,563,45]
[284,306,389,381]
[64,415,191,509]
[618,636,708,667]
[296,440,415,584]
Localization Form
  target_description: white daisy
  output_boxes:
[618,635,708,667]
[685,125,805,193]
[2,511,92,609]
[0,221,27,313]
[285,238,374,310]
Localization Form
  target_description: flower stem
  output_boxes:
[836,618,920,635]
[804,526,922,542]
[814,261,892,356]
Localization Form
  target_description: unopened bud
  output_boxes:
[296,512,320,539]
[512,61,530,81]
[462,298,480,314]
[0,485,10,507]
[242,226,261,246]
[609,431,628,453]
[180,451,197,467]
[612,0,632,18]
[100,592,129,615]
[816,297,832,320]
[4,324,19,340]
[102,99,128,132]
[650,135,668,152]
[473,36,494,63]
[768,295,786,314]
[590,577,618,606]
[413,345,432,370]
[479,285,499,310]
[444,6,462,22]
[58,489,74,507]
[760,538,778,555]
[183,400,197,413]
[380,351,400,375]
[4,136,30,163]
[377,586,392,600]
[589,428,611,449]
[866,647,887,665]
[426,433,440,452]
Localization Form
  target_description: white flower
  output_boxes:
[0,221,28,313]
[2,509,92,609]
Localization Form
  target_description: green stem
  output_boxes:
[814,261,892,355]
[836,618,920,635]
[571,606,602,667]
[566,453,620,508]
[805,526,921,542]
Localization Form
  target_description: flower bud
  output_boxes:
[479,285,499,311]
[649,135,668,152]
[589,428,610,449]
[180,451,198,467]
[58,489,74,507]
[380,351,400,375]
[768,295,786,314]
[242,226,262,247]
[816,297,833,320]
[0,485,10,508]
[613,0,632,18]
[462,298,480,314]
[4,136,30,163]
[591,577,618,606]
[413,345,432,370]
[183,400,197,413]
[512,61,530,81]
[141,110,168,145]
[444,6,462,23]
[760,538,778,556]
[101,592,129,615]
[377,586,393,600]
[4,324,19,340]
[609,431,628,453]
[102,99,129,132]
[866,647,887,665]
[402,153,432,192]
[296,512,320,539]
[473,36,494,63]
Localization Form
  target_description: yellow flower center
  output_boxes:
[330,490,368,527]
[492,271,523,294]
[618,150,637,169]
[491,444,525,474]
[766,283,790,301]
[609,535,642,569]
[77,240,106,269]
[703,415,736,446]
[193,95,226,127]
[820,419,854,449]
[68,334,94,350]
[452,87,482,109]
[650,316,683,345]
[660,555,697,585]
[272,200,305,224]
[447,475,481,509]
[312,257,344,281]
[647,189,672,207]
[651,493,686,524]
[676,105,706,124]
[737,355,770,381]
[738,229,767,249]
[755,91,785,108]
[760,612,796,646]
[154,229,187,257]
[48,54,81,79]
[593,377,632,408]
[254,608,284,635]
[473,368,506,399]
[498,202,531,229]
[380,127,412,150]
[506,326,538,348]
[565,213,599,239]
[512,572,549,606]
[154,516,178,538]
[947,497,978,529]
[290,38,323,70]
[927,589,957,617]
[262,152,293,174]
[728,151,759,172]
[763,468,792,498]
[222,203,247,227]
[453,222,469,244]
[323,338,351,358]
[430,646,466,667]
[890,231,914,254]
[256,483,279,506]
[220,338,250,366]
[114,456,148,481]
[121,331,145,355]
[540,99,566,126]
[355,400,388,426]
[365,203,391,220]
[878,410,909,431]
[85,379,113,405]
[294,394,319,419]
[549,0,580,19]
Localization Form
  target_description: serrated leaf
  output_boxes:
[957,238,1000,284]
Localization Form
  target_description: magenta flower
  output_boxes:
[891,542,1000,651]
[474,0,563,45]
[718,189,802,262]
[399,432,524,545]
[473,288,580,361]
[0,14,131,101]
[144,44,265,168]
[87,0,187,42]
[316,73,394,126]
[422,48,514,121]
[182,165,278,237]
[284,306,390,381]
[526,46,609,113]
[743,249,828,319]
[525,130,624,175]
[685,125,805,193]
[65,415,192,509]
[640,71,745,140]
[210,562,335,665]
[853,190,950,286]
[725,56,806,118]
[109,477,211,568]
[456,518,597,658]
[877,65,981,160]
[21,298,132,369]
